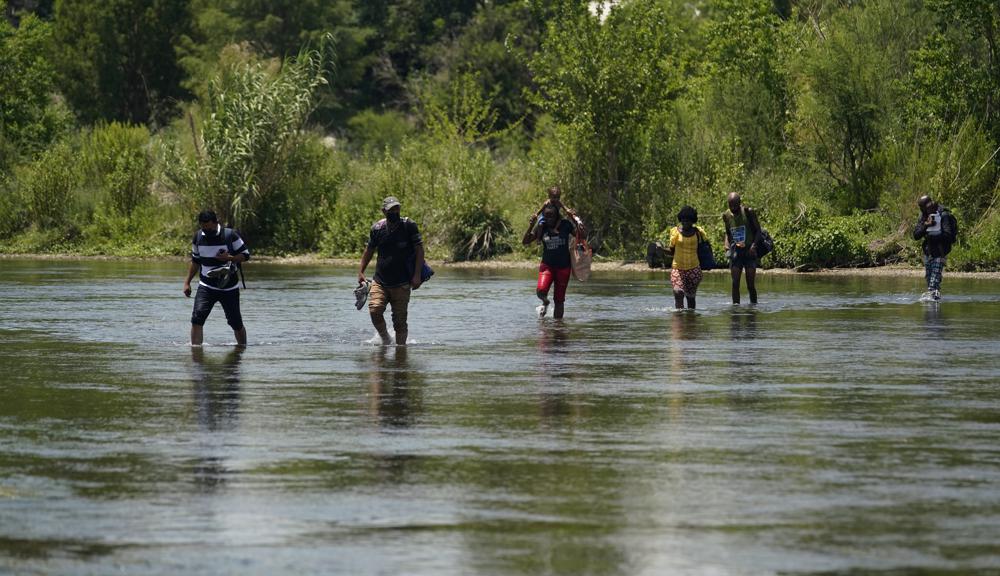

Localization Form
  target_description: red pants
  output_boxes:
[537,263,572,303]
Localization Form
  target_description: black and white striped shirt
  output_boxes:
[190,225,250,291]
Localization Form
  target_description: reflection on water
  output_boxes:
[1,259,1000,575]
[367,346,424,429]
[191,347,243,432]
[190,347,243,491]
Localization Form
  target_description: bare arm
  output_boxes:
[563,205,587,236]
[723,214,733,250]
[410,244,425,289]
[358,246,374,283]
[522,214,541,246]
[747,208,762,256]
[183,260,198,297]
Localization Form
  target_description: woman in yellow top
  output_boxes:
[666,206,706,309]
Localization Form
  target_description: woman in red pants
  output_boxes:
[523,204,577,319]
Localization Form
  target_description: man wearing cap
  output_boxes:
[358,197,425,345]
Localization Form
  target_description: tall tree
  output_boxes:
[50,0,191,126]
[530,0,690,249]
[0,12,67,161]
[177,0,370,126]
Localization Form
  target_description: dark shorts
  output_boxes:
[191,285,244,330]
[729,248,759,270]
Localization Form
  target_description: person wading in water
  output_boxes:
[183,210,250,347]
[357,196,426,345]
[666,206,707,310]
[722,192,762,305]
[523,203,577,319]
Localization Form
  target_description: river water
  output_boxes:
[1,258,999,575]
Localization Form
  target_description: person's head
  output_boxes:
[542,203,560,227]
[382,196,402,223]
[546,186,562,202]
[197,210,219,233]
[727,192,742,213]
[917,195,937,215]
[677,205,698,231]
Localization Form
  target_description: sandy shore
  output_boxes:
[3,252,999,279]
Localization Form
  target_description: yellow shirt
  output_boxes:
[669,225,705,270]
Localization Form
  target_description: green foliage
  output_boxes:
[85,122,152,216]
[254,138,343,253]
[164,45,328,233]
[3,0,1000,270]
[788,0,931,212]
[346,109,414,155]
[772,211,885,268]
[446,202,512,261]
[949,201,1000,270]
[79,201,188,256]
[323,136,521,259]
[417,71,518,145]
[176,0,370,124]
[922,0,1000,141]
[21,141,81,230]
[701,0,789,167]
[0,13,71,161]
[0,171,29,239]
[320,189,381,256]
[50,0,191,125]
[529,0,691,251]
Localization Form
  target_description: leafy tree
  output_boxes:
[415,1,558,138]
[353,0,481,111]
[912,0,1000,141]
[530,0,691,249]
[177,0,370,125]
[0,13,69,162]
[50,0,191,126]
[701,0,789,167]
[789,0,929,211]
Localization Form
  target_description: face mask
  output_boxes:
[386,212,401,223]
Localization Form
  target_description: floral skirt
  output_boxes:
[670,267,703,296]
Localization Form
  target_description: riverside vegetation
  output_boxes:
[1,0,999,270]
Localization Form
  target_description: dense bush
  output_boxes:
[85,122,153,217]
[0,173,28,239]
[22,141,81,230]
[163,46,328,235]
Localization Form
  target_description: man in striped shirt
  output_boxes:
[183,210,251,347]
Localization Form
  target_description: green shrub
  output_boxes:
[22,141,81,230]
[948,206,1000,271]
[446,203,512,261]
[254,139,344,253]
[163,45,328,235]
[321,193,381,256]
[85,122,153,217]
[0,172,28,239]
[346,110,415,155]
[778,214,876,268]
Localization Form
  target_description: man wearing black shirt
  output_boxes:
[183,210,251,347]
[358,197,425,345]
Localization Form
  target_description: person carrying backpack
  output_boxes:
[183,210,251,347]
[358,196,426,345]
[913,195,958,301]
[722,192,762,305]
